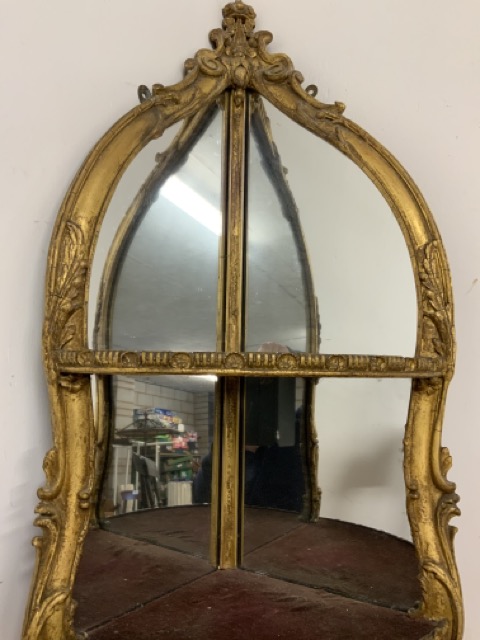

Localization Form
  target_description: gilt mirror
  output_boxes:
[23,3,462,639]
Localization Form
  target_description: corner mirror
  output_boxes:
[23,3,462,640]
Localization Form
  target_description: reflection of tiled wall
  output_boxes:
[114,377,136,431]
[113,377,211,456]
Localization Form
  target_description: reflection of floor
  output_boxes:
[74,507,439,639]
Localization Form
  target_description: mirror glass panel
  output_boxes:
[88,122,182,348]
[316,377,412,539]
[91,108,223,352]
[99,374,216,560]
[243,377,306,512]
[260,101,417,356]
[242,377,418,613]
[245,105,315,353]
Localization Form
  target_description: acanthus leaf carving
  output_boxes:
[418,241,453,360]
[48,220,88,351]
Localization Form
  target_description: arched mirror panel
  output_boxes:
[259,100,417,356]
[24,4,461,640]
[92,108,224,353]
[88,121,183,349]
[245,99,317,354]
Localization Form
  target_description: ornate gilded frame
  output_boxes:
[23,2,462,639]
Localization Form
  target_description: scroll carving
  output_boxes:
[404,377,463,638]
[24,373,95,640]
[139,1,344,124]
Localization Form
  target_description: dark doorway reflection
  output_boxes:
[190,377,308,515]
[244,377,305,513]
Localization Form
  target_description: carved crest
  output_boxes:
[139,0,345,120]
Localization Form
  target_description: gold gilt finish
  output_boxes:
[23,2,462,639]
[55,349,447,377]
[217,89,247,567]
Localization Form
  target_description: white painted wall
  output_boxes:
[0,1,478,638]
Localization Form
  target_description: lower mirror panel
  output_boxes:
[74,375,440,638]
[98,374,216,560]
[241,377,416,608]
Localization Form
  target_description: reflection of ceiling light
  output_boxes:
[199,375,218,382]
[160,175,221,236]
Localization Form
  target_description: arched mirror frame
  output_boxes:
[23,3,462,639]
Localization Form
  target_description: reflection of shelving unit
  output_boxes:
[111,417,200,510]
[130,441,195,507]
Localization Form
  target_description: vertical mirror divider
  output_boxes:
[90,375,111,527]
[210,94,228,568]
[215,89,248,569]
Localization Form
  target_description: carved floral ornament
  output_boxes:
[23,2,462,640]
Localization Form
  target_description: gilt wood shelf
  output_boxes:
[55,349,447,378]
